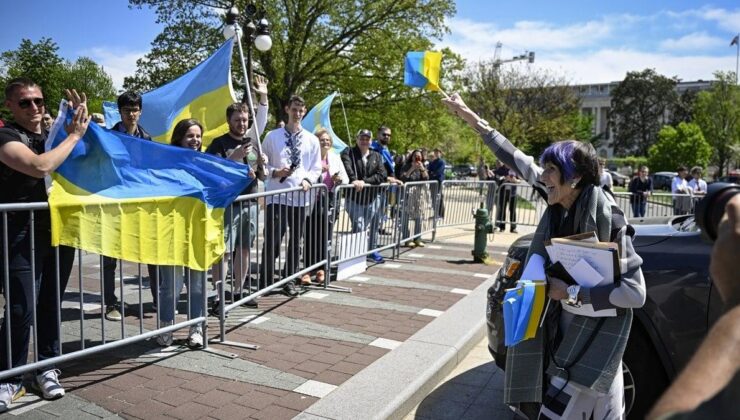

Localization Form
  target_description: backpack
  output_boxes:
[0,126,32,183]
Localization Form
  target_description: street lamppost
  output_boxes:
[222,5,272,160]
[223,5,272,99]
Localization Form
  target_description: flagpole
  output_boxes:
[337,89,358,180]
[736,33,739,84]
[232,27,264,159]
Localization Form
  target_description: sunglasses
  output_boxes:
[121,107,141,114]
[18,97,44,109]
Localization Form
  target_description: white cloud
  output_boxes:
[695,7,740,33]
[79,47,147,91]
[659,32,725,51]
[529,49,732,84]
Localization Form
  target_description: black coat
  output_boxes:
[341,146,388,203]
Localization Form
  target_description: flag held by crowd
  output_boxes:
[47,102,251,271]
[503,280,547,346]
[301,92,348,154]
[138,39,236,148]
[404,51,442,91]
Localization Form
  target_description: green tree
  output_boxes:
[694,71,740,177]
[62,57,117,114]
[669,88,698,126]
[0,38,66,121]
[126,0,459,144]
[610,68,678,156]
[1,38,116,120]
[463,62,586,158]
[647,122,712,172]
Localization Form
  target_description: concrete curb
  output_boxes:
[295,270,498,420]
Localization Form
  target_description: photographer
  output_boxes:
[648,187,740,419]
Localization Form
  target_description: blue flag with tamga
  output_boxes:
[503,280,546,346]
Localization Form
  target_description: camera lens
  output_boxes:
[695,182,740,241]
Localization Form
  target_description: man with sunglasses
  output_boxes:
[101,91,159,321]
[0,77,90,411]
[371,126,402,237]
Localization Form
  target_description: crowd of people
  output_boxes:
[0,76,449,410]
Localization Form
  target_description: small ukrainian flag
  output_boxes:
[404,51,442,92]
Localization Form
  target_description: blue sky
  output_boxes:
[1,1,738,88]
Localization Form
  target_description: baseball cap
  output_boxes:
[356,129,372,138]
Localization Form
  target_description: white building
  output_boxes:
[574,80,712,158]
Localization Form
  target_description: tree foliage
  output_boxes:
[694,71,740,177]
[647,122,712,172]
[462,62,587,159]
[610,68,678,156]
[125,0,465,159]
[0,38,116,120]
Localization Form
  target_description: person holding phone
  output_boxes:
[303,128,349,284]
[399,149,430,247]
[205,85,268,306]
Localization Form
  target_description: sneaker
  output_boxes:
[104,305,122,321]
[281,282,299,297]
[510,229,518,234]
[187,325,204,348]
[33,369,64,400]
[238,291,259,308]
[404,241,416,248]
[156,321,174,346]
[414,240,425,248]
[0,382,25,412]
[368,252,385,264]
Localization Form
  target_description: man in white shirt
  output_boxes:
[599,159,613,191]
[688,166,708,195]
[260,95,322,296]
[672,166,692,215]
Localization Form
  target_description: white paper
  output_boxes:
[546,243,615,285]
[569,258,605,288]
[520,253,546,280]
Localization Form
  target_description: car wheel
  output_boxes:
[623,323,669,419]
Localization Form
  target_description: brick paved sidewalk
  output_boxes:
[4,235,511,419]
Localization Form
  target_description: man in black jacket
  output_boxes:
[341,129,388,263]
[102,91,158,320]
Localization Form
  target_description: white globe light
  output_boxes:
[254,34,272,52]
[223,24,240,40]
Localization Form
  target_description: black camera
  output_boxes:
[695,182,740,241]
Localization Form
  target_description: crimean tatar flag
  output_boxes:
[301,92,348,154]
[404,51,442,91]
[139,39,236,149]
[47,102,250,271]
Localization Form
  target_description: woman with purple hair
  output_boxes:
[443,94,646,420]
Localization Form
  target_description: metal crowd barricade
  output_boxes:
[397,181,438,248]
[0,201,208,381]
[210,184,330,350]
[437,180,498,230]
[329,183,400,269]
[492,182,547,231]
[612,191,698,218]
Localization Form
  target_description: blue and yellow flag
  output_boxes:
[301,92,348,154]
[47,102,250,271]
[404,51,442,91]
[139,39,236,148]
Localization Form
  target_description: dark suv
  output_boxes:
[486,215,719,419]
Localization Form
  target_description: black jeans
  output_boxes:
[496,188,517,231]
[304,193,334,271]
[0,216,75,380]
[260,204,306,287]
[102,256,159,305]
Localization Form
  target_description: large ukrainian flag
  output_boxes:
[47,103,250,271]
[140,39,236,149]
